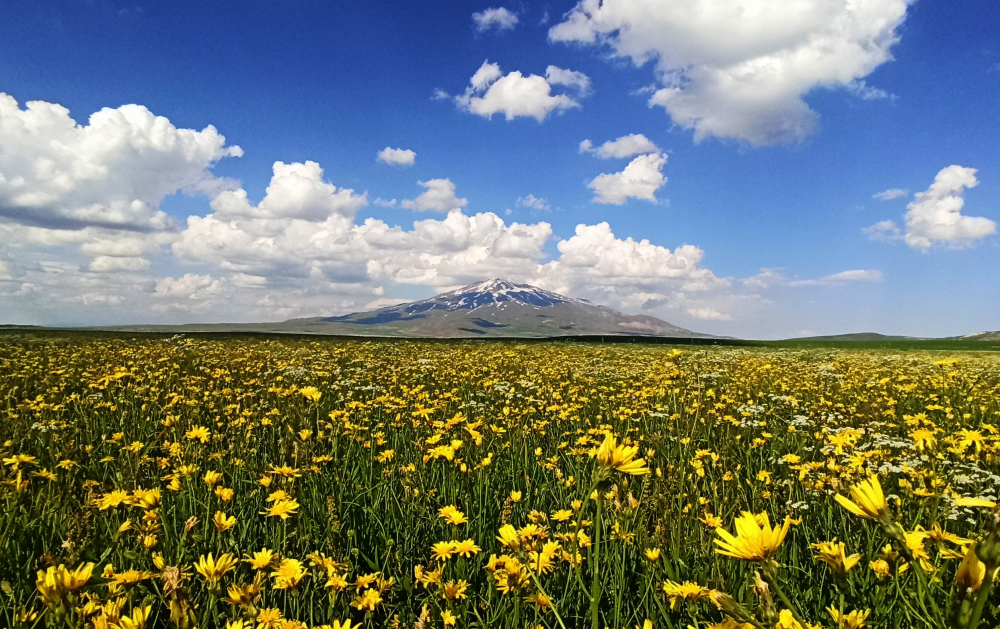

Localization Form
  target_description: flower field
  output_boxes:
[1,334,999,629]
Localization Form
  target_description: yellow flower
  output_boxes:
[827,607,871,629]
[350,588,382,611]
[112,569,153,587]
[270,558,307,590]
[438,505,468,526]
[194,553,238,586]
[441,579,469,600]
[185,426,210,443]
[214,511,237,532]
[452,539,481,557]
[955,543,986,593]
[441,610,457,626]
[116,605,151,629]
[509,491,522,503]
[261,498,300,519]
[299,386,322,402]
[215,486,235,503]
[595,433,650,476]
[714,511,790,562]
[525,591,552,611]
[431,541,455,561]
[496,524,521,550]
[834,475,888,520]
[245,549,277,570]
[97,490,130,510]
[35,563,95,607]
[811,539,861,576]
[645,548,661,562]
[661,581,713,609]
[203,470,223,486]
[256,608,284,629]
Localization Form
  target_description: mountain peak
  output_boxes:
[440,278,573,309]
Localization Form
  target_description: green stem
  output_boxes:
[590,492,604,629]
[762,567,808,629]
[964,561,998,629]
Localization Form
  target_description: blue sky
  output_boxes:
[0,0,997,338]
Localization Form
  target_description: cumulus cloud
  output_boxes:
[549,0,909,145]
[455,61,586,122]
[902,165,996,250]
[873,188,908,201]
[401,179,468,213]
[539,222,724,291]
[377,147,416,166]
[545,66,592,94]
[211,161,366,221]
[516,194,550,210]
[472,7,519,32]
[588,153,667,204]
[866,166,996,250]
[582,133,660,159]
[0,92,241,232]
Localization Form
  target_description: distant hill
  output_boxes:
[789,332,922,342]
[958,331,1000,341]
[98,278,719,339]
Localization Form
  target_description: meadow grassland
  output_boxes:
[1,334,998,629]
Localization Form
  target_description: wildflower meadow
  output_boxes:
[1,333,998,629]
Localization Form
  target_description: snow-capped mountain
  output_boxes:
[312,278,715,338]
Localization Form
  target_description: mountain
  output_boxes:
[105,279,716,339]
[301,278,712,338]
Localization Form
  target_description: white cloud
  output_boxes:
[549,0,909,146]
[545,66,592,94]
[902,165,996,250]
[211,161,366,221]
[539,222,724,291]
[89,255,150,273]
[873,188,908,201]
[0,92,241,232]
[863,219,903,242]
[788,269,883,286]
[472,7,519,32]
[401,179,468,213]
[377,147,416,166]
[584,133,660,159]
[588,153,667,204]
[373,198,397,207]
[688,306,732,321]
[517,194,550,211]
[456,61,585,122]
[363,297,412,310]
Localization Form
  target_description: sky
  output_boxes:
[0,0,998,339]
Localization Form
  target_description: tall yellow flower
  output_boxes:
[194,553,238,586]
[954,543,986,593]
[270,558,307,590]
[214,511,237,532]
[834,475,888,520]
[714,511,790,562]
[438,505,468,526]
[811,540,860,576]
[595,433,650,476]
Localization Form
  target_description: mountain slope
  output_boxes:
[293,278,711,338]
